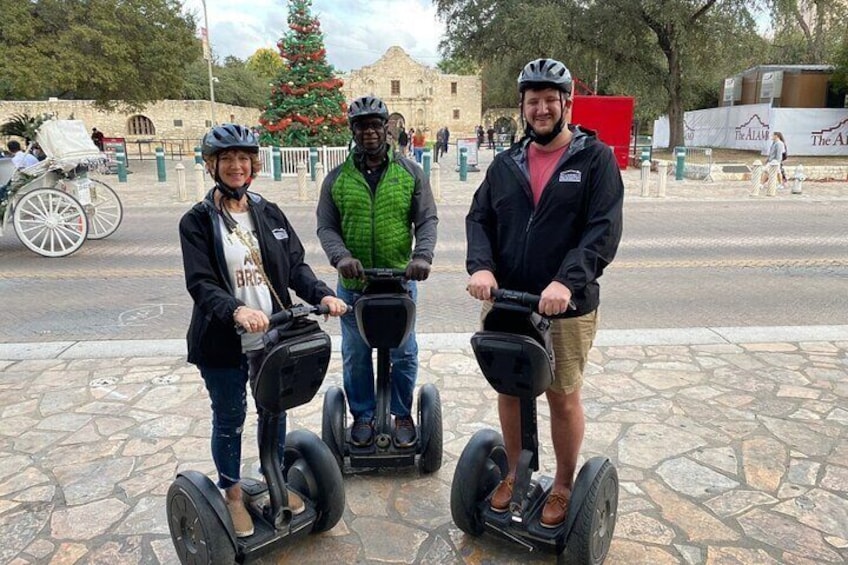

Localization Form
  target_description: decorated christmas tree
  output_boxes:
[258,0,349,147]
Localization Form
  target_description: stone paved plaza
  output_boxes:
[1,328,847,564]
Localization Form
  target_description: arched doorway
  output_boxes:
[494,116,518,136]
[388,112,405,141]
[127,115,155,136]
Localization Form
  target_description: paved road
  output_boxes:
[2,197,847,342]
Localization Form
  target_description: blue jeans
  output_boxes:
[413,148,423,163]
[337,281,418,421]
[199,354,286,489]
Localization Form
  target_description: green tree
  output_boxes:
[258,0,348,147]
[436,54,479,75]
[436,0,763,148]
[767,0,848,64]
[0,0,198,110]
[246,48,285,83]
[180,56,268,109]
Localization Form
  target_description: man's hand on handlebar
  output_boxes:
[539,281,572,316]
[320,295,349,318]
[466,270,498,301]
[405,257,431,281]
[337,256,364,279]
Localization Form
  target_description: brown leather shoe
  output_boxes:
[489,476,515,513]
[540,489,571,528]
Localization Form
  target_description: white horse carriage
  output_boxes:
[0,120,123,257]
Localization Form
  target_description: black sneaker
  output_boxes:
[393,416,417,448]
[350,418,374,447]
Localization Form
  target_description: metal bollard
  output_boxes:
[315,161,325,189]
[657,160,668,198]
[155,147,166,182]
[116,150,128,183]
[194,163,206,201]
[423,148,431,178]
[640,160,651,196]
[431,162,442,202]
[791,164,805,194]
[175,162,186,201]
[750,160,763,196]
[272,146,282,182]
[765,161,779,197]
[309,148,318,182]
[459,147,468,182]
[297,160,308,200]
[675,146,686,180]
[194,146,203,165]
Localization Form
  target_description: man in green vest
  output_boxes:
[317,95,438,448]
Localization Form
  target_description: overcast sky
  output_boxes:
[181,0,446,72]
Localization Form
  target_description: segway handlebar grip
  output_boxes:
[237,303,332,335]
[491,288,541,308]
[363,267,407,279]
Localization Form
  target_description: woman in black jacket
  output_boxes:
[179,124,347,538]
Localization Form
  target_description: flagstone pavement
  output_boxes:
[1,326,846,564]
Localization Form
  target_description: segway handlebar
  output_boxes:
[491,289,541,308]
[491,289,578,312]
[236,303,335,335]
[363,268,407,279]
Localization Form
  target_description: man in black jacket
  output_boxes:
[466,58,623,528]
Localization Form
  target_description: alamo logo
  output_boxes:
[734,114,770,141]
[684,120,695,142]
[559,170,582,183]
[811,118,848,147]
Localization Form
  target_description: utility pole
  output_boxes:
[201,0,217,126]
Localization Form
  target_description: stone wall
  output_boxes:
[0,99,260,153]
[341,46,482,139]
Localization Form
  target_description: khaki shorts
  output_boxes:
[480,303,598,395]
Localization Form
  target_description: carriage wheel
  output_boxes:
[13,188,89,257]
[85,179,123,239]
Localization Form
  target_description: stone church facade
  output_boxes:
[341,46,482,139]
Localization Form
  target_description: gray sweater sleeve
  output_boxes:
[399,158,439,263]
[316,166,352,267]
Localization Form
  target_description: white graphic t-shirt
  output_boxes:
[219,211,274,352]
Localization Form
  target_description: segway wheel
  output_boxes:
[450,428,507,536]
[321,385,346,469]
[417,383,443,474]
[284,429,346,533]
[559,459,619,565]
[167,476,236,565]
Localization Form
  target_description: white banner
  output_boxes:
[770,108,848,157]
[652,104,848,156]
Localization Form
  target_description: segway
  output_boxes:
[167,304,346,564]
[451,289,618,564]
[322,268,443,474]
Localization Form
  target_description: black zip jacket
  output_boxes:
[466,126,623,317]
[179,189,333,367]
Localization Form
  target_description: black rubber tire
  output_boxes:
[559,460,619,565]
[166,476,236,565]
[321,386,346,469]
[417,383,443,474]
[283,429,346,533]
[450,428,507,536]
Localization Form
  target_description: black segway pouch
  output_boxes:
[471,303,555,398]
[355,279,416,349]
[252,318,331,413]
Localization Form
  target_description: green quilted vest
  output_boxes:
[331,156,414,290]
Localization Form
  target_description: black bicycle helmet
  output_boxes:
[518,58,572,95]
[347,96,389,122]
[201,124,259,159]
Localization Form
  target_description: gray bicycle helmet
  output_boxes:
[518,58,572,95]
[201,124,259,159]
[348,96,389,122]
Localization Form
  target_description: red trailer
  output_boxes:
[572,95,634,169]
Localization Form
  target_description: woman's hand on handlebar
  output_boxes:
[320,295,349,318]
[234,305,270,334]
[539,281,572,316]
[466,270,498,301]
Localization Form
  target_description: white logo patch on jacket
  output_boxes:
[272,228,289,241]
[559,170,582,183]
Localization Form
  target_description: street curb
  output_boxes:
[2,325,847,360]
